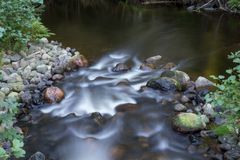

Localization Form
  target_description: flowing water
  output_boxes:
[22,1,240,160]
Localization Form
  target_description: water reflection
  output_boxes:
[43,2,240,77]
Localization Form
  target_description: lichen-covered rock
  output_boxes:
[172,113,207,133]
[43,87,64,104]
[146,77,180,92]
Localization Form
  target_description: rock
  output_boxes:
[115,103,139,112]
[39,37,49,44]
[36,64,48,74]
[187,5,195,11]
[20,91,32,104]
[2,58,11,65]
[144,55,162,64]
[174,103,187,112]
[218,135,238,145]
[181,95,190,103]
[139,63,156,71]
[172,113,207,133]
[162,62,176,70]
[112,63,130,72]
[69,54,88,69]
[200,130,217,138]
[195,76,213,89]
[0,70,9,82]
[12,62,20,70]
[224,149,240,160]
[9,82,24,92]
[52,74,64,81]
[90,112,106,126]
[41,53,52,60]
[43,87,65,104]
[9,54,22,62]
[28,152,45,160]
[0,87,10,95]
[0,91,5,101]
[161,70,190,88]
[187,144,209,154]
[146,77,180,92]
[8,92,20,101]
[203,103,215,116]
[219,143,232,151]
[7,73,22,83]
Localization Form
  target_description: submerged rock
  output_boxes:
[28,152,45,160]
[43,87,64,104]
[115,103,139,112]
[162,62,176,70]
[112,63,130,72]
[172,113,207,133]
[146,77,180,92]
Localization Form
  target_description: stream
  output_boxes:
[22,1,240,160]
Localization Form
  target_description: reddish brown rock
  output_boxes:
[43,87,65,104]
[70,55,88,69]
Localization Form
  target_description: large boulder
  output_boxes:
[146,77,180,92]
[172,113,208,133]
[43,87,64,104]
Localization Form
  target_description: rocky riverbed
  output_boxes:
[1,39,240,160]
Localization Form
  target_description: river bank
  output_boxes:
[1,38,239,159]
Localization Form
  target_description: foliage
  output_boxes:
[0,0,51,52]
[228,0,240,10]
[0,98,25,159]
[205,51,240,135]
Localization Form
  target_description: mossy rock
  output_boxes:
[160,70,190,90]
[146,77,181,92]
[172,113,207,133]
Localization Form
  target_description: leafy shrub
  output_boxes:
[228,0,240,10]
[205,51,240,135]
[0,0,51,52]
[0,98,25,159]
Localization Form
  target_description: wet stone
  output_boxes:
[43,87,65,104]
[28,152,45,160]
[187,143,209,154]
[219,143,232,151]
[112,63,130,72]
[174,103,187,112]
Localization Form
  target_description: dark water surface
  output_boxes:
[22,2,240,160]
[42,1,240,77]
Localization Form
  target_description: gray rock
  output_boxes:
[8,92,20,101]
[9,82,24,92]
[9,54,22,62]
[195,76,213,89]
[42,53,51,60]
[52,74,64,81]
[145,55,162,64]
[0,70,9,82]
[203,103,215,116]
[39,37,49,44]
[174,103,187,112]
[187,144,209,154]
[12,62,20,70]
[219,143,232,151]
[112,63,130,72]
[7,73,22,83]
[224,149,240,160]
[36,64,48,74]
[28,152,45,160]
[2,58,11,65]
[0,87,10,95]
[146,77,180,92]
[181,95,190,103]
[0,91,5,101]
